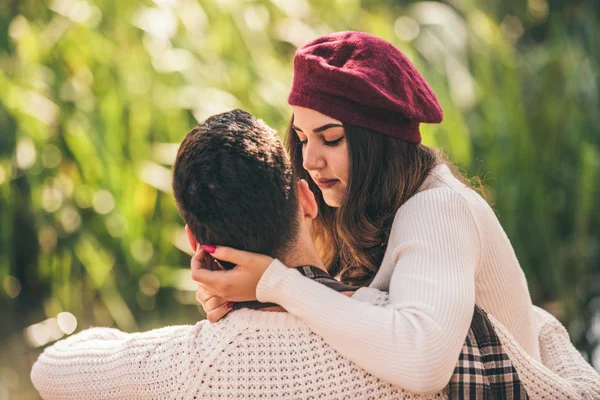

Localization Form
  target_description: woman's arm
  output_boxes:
[31,323,203,399]
[190,188,479,393]
[256,189,479,394]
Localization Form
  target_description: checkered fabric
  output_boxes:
[449,306,529,399]
[296,265,360,292]
[232,266,357,311]
[235,266,528,399]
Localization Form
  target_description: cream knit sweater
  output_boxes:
[31,289,600,399]
[491,306,600,399]
[255,164,541,393]
[31,289,448,400]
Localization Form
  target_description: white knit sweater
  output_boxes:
[31,289,448,400]
[255,164,541,393]
[492,306,600,399]
[31,289,600,399]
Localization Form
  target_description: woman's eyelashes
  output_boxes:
[324,137,344,147]
[297,137,344,147]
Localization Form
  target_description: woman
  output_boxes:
[191,31,541,394]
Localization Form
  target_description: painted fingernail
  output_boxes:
[201,245,216,254]
[226,302,235,309]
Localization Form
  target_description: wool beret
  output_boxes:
[288,31,443,143]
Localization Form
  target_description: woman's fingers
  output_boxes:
[203,245,268,266]
[191,245,275,302]
[191,265,230,289]
[195,281,235,320]
[206,303,234,323]
[195,284,214,303]
[191,248,229,286]
[204,296,228,312]
[195,286,234,322]
[191,248,207,273]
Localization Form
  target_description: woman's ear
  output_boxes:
[185,224,199,252]
[297,179,318,219]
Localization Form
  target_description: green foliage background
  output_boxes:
[1,0,599,398]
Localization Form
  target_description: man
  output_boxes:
[33,110,592,399]
[33,110,438,399]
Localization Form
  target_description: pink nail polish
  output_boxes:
[201,245,216,254]
[226,302,235,309]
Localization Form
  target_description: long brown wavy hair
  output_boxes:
[286,119,474,286]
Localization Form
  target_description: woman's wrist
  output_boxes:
[256,259,296,303]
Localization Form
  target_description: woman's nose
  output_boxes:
[302,142,325,171]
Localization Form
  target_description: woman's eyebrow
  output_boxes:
[292,123,343,133]
[314,123,343,133]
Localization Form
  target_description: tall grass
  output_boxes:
[0,0,598,397]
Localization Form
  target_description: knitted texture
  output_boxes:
[31,288,599,399]
[256,164,541,393]
[489,307,600,400]
[31,289,449,400]
[288,31,443,143]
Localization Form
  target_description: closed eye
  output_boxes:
[297,137,344,148]
[324,137,344,147]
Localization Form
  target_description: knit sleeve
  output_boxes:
[256,188,479,394]
[30,323,203,399]
[487,308,600,399]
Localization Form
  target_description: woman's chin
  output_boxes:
[323,195,342,208]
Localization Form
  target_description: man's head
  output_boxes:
[173,109,307,261]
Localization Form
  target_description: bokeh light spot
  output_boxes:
[244,5,270,32]
[131,239,154,264]
[24,318,64,348]
[75,185,94,208]
[59,206,82,233]
[3,276,21,299]
[57,312,78,334]
[8,15,28,41]
[394,16,420,41]
[42,144,62,169]
[106,214,127,237]
[39,226,58,253]
[42,186,64,213]
[16,138,37,170]
[92,190,115,214]
[528,0,549,20]
[139,273,160,296]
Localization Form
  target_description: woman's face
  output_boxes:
[292,106,349,207]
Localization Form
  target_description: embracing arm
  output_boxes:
[30,323,202,399]
[256,189,479,394]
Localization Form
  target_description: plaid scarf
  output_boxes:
[449,306,528,399]
[231,265,358,311]
[235,266,528,399]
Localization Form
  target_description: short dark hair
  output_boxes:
[172,109,299,261]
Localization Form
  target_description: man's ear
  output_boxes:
[297,179,318,219]
[185,224,199,252]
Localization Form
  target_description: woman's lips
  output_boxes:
[316,179,339,189]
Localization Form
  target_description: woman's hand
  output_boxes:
[190,245,274,303]
[191,248,237,322]
[195,283,235,322]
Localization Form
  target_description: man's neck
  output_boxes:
[260,250,323,313]
[244,265,356,313]
[234,233,331,313]
[278,235,326,273]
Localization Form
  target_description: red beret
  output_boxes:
[288,31,443,143]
